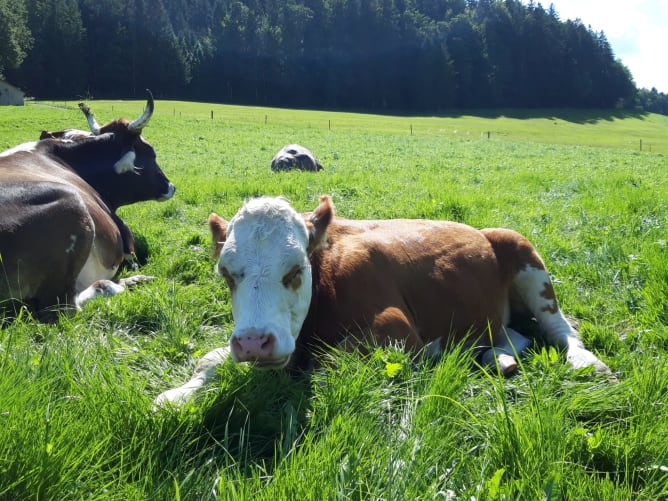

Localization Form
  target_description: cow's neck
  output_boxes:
[289,249,337,372]
[50,139,123,210]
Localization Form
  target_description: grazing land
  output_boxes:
[1,101,667,499]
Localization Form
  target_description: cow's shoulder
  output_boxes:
[0,148,74,182]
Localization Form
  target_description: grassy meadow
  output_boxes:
[1,100,667,500]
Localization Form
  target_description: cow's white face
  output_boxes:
[216,197,313,368]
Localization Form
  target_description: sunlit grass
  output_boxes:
[1,100,667,499]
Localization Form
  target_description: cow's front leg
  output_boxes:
[373,306,424,351]
[75,275,154,308]
[154,347,231,407]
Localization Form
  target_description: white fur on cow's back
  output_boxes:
[0,142,38,157]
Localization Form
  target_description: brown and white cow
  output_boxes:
[155,195,611,405]
[271,144,323,172]
[0,90,175,318]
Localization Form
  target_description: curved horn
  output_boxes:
[78,102,102,135]
[128,89,155,133]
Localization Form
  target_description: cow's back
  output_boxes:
[303,217,509,355]
[1,150,100,196]
[0,180,95,311]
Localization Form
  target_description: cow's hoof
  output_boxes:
[497,353,518,376]
[119,275,155,288]
[480,348,518,376]
[96,280,126,296]
[567,348,616,381]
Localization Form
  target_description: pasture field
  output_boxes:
[1,100,667,500]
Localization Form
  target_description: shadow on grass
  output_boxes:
[456,108,650,124]
[196,367,312,467]
[361,107,650,124]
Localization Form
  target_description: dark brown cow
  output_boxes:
[156,196,610,405]
[0,90,175,318]
[271,144,323,172]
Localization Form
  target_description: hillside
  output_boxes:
[2,0,636,111]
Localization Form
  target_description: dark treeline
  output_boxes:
[1,0,664,112]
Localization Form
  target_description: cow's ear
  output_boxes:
[208,213,229,259]
[113,150,137,174]
[307,195,333,253]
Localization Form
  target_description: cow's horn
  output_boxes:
[128,89,155,133]
[78,102,102,135]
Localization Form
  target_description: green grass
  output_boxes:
[1,100,667,499]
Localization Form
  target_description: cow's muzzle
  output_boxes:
[159,183,176,201]
[230,330,290,368]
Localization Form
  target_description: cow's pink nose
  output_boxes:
[231,331,276,362]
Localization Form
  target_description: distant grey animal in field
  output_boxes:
[271,144,323,172]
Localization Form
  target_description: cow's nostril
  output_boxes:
[231,332,276,361]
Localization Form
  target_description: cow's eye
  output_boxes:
[282,265,302,290]
[220,267,236,290]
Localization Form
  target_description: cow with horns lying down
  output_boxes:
[0,90,175,318]
[155,195,611,406]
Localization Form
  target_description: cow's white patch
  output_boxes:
[65,235,77,254]
[161,182,176,200]
[513,265,610,374]
[76,243,119,292]
[113,150,137,174]
[59,129,93,140]
[513,266,575,342]
[0,141,38,157]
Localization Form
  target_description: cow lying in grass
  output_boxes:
[0,91,174,318]
[270,144,323,172]
[156,195,611,405]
